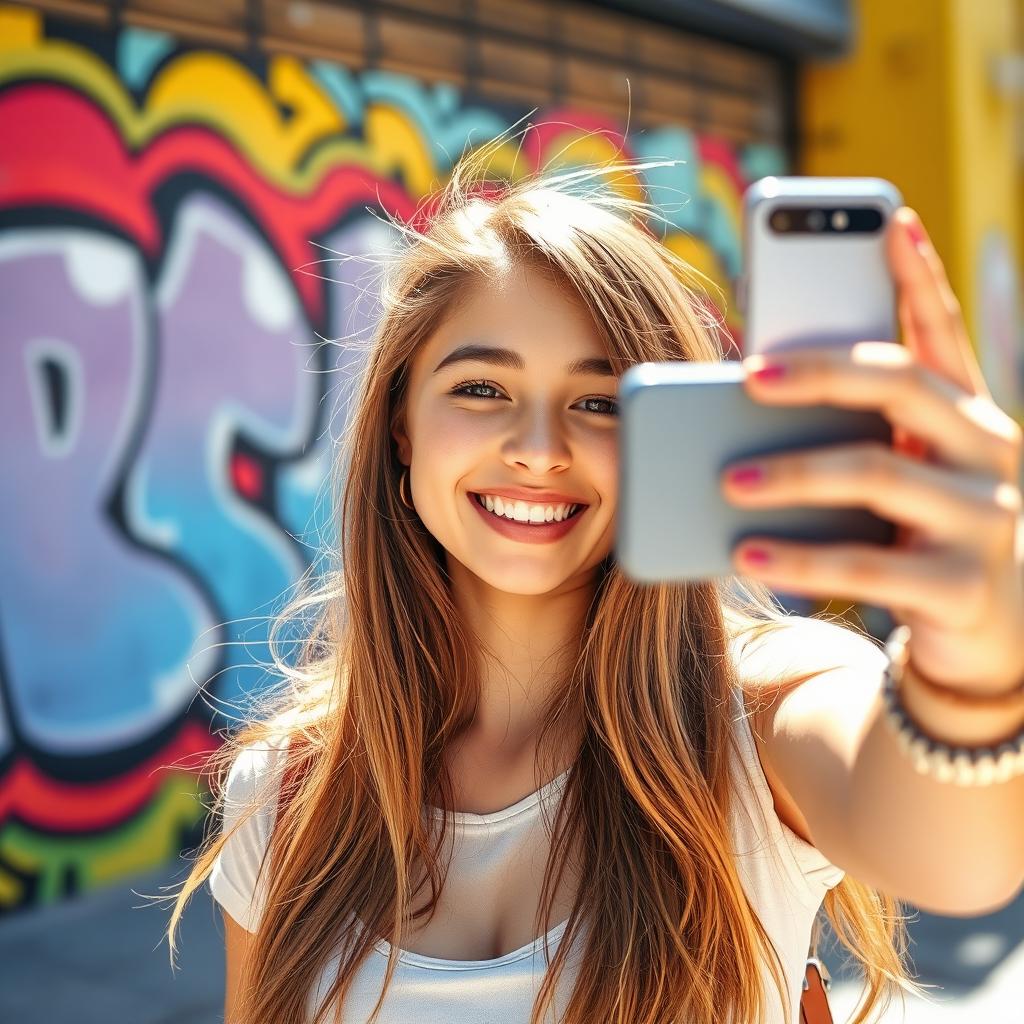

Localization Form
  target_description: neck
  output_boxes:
[447,561,597,759]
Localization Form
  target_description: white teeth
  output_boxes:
[475,494,580,524]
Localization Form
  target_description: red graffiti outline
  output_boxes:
[0,720,218,831]
[0,84,415,323]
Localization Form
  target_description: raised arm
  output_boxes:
[719,206,1024,915]
[740,615,1024,916]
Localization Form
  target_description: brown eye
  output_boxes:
[450,380,504,399]
[449,381,616,416]
[577,397,618,416]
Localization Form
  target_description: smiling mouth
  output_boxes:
[471,493,586,524]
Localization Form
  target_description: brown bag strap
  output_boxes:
[799,927,834,1024]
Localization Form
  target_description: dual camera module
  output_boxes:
[768,206,884,234]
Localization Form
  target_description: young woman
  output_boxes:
[166,143,1024,1024]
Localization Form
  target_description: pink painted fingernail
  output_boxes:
[750,363,787,383]
[742,546,773,565]
[905,216,929,252]
[727,464,764,486]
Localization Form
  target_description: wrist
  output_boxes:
[896,645,1024,748]
[880,625,1024,785]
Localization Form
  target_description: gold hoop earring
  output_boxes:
[399,467,415,510]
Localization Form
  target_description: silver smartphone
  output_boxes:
[740,176,903,354]
[615,177,903,583]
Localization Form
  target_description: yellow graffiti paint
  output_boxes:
[473,137,533,184]
[0,35,357,192]
[0,43,141,136]
[0,3,40,50]
[302,135,403,185]
[269,54,346,155]
[1,839,36,872]
[663,233,740,331]
[363,103,438,196]
[698,163,742,240]
[0,865,23,906]
[86,775,208,886]
[147,52,344,178]
[539,132,650,205]
[0,32,460,195]
[0,774,209,905]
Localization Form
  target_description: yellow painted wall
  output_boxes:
[944,0,1020,390]
[800,0,1023,419]
[799,2,955,260]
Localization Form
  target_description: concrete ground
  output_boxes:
[2,860,1022,1022]
[825,888,1024,1023]
[2,862,225,1022]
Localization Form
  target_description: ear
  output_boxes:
[391,410,411,467]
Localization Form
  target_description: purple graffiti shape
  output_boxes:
[0,230,217,754]
[131,194,318,714]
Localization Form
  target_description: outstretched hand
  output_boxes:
[721,208,1024,696]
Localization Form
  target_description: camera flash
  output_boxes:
[831,210,849,231]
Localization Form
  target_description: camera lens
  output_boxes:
[770,210,790,231]
[807,210,826,231]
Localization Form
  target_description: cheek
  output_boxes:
[418,409,491,463]
[588,433,619,501]
[411,410,489,496]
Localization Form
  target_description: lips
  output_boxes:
[467,491,587,543]
[469,487,589,506]
[471,493,584,522]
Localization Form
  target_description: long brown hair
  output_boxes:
[165,130,925,1024]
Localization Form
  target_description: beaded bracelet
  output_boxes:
[881,625,1024,786]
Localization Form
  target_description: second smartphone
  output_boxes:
[741,175,903,355]
[615,176,903,583]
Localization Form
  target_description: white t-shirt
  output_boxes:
[209,688,844,1023]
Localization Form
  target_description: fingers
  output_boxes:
[721,441,1021,556]
[743,341,1021,482]
[730,538,992,631]
[889,208,990,398]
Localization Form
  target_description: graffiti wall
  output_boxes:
[0,2,785,914]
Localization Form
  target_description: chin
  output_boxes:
[467,554,610,596]
[471,566,576,596]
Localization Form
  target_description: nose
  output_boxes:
[502,404,572,475]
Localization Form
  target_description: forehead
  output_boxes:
[423,265,606,363]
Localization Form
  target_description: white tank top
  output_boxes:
[209,688,844,1024]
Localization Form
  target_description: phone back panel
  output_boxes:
[616,361,895,582]
[742,177,903,355]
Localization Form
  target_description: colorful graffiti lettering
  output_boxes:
[0,3,784,914]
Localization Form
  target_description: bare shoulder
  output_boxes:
[731,614,882,696]
[730,614,886,845]
[223,907,254,1023]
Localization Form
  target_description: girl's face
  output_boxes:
[392,265,619,596]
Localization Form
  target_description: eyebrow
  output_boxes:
[432,344,617,378]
